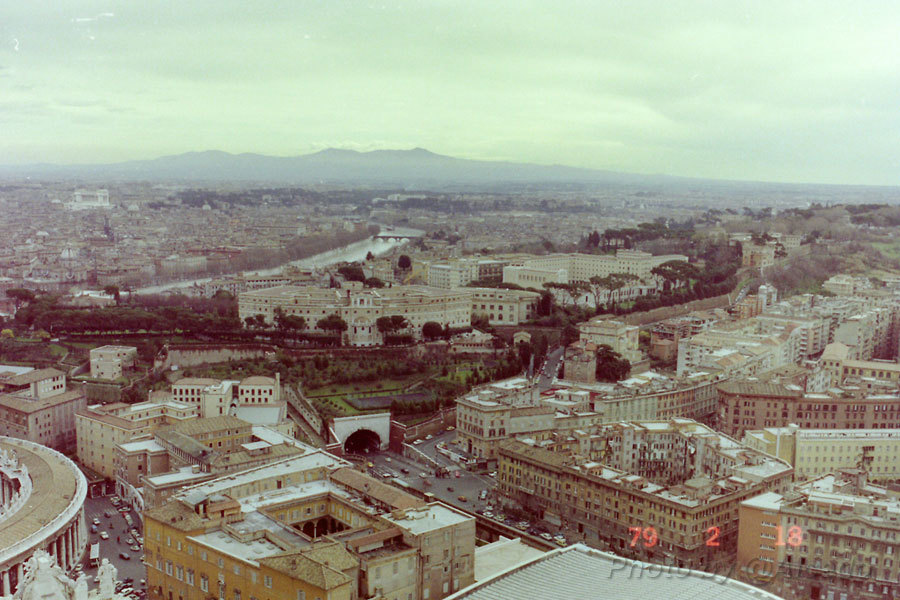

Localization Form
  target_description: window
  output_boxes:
[264,576,273,589]
[296,592,306,600]
[233,564,240,575]
[200,576,208,593]
[165,561,173,576]
[187,570,194,586]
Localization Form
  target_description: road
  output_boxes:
[365,430,497,514]
[80,495,146,589]
[537,346,564,391]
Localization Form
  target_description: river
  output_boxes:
[136,226,423,294]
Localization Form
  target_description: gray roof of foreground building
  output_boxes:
[446,543,784,600]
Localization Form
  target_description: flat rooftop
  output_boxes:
[383,503,472,535]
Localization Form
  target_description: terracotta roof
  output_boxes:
[259,547,355,590]
[0,389,84,413]
[329,468,423,510]
[0,368,64,385]
[171,415,249,437]
[717,381,802,398]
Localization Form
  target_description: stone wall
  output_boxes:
[154,343,276,369]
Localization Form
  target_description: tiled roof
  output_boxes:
[0,368,64,385]
[329,468,423,510]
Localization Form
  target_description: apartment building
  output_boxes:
[238,285,472,346]
[718,380,900,440]
[144,451,475,600]
[89,345,137,380]
[75,400,199,478]
[469,287,539,326]
[737,469,900,600]
[496,419,792,571]
[743,425,900,482]
[0,368,85,453]
[649,310,725,361]
[456,374,720,462]
[427,262,478,289]
[676,323,802,378]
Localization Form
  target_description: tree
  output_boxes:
[317,314,348,333]
[595,345,631,382]
[364,277,385,288]
[651,261,700,293]
[537,290,555,317]
[365,251,375,261]
[397,255,412,270]
[0,329,13,339]
[422,321,444,340]
[337,264,366,282]
[6,288,35,310]
[103,285,121,305]
[590,273,640,308]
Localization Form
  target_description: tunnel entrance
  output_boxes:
[344,429,381,454]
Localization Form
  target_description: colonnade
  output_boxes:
[0,516,84,595]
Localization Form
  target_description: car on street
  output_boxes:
[99,531,109,540]
[516,521,529,530]
[425,434,433,440]
[119,506,130,513]
[446,426,455,431]
[540,533,553,541]
[92,518,100,526]
[419,472,428,478]
[91,524,98,534]
[126,537,135,545]
[457,495,467,502]
[384,457,391,463]
[119,552,131,560]
[556,539,567,547]
[400,467,410,474]
[131,545,141,552]
[483,511,493,518]
[447,486,454,492]
[412,439,424,445]
[104,510,113,518]
[366,462,374,468]
[454,470,461,478]
[479,490,488,501]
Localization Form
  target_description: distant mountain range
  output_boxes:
[0,147,685,187]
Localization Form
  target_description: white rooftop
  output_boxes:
[384,502,472,535]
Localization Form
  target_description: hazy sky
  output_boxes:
[2,1,899,185]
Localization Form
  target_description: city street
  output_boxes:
[367,430,498,514]
[80,495,146,590]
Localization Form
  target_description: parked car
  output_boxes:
[540,533,553,541]
[99,531,109,540]
[400,467,410,474]
[119,552,131,560]
[91,525,98,534]
[457,495,468,503]
[412,439,424,445]
[131,545,141,552]
[125,537,135,545]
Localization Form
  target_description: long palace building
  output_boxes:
[238,285,472,346]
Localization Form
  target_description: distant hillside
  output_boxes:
[0,147,681,186]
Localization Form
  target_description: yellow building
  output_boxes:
[145,450,475,600]
[76,400,198,479]
[497,419,793,571]
[737,469,900,600]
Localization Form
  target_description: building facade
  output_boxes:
[497,420,792,571]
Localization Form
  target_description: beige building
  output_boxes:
[502,250,688,288]
[743,425,900,482]
[0,368,85,453]
[469,287,539,326]
[75,400,199,479]
[238,285,472,346]
[170,375,282,418]
[578,318,641,364]
[497,419,793,571]
[89,345,137,380]
[144,449,474,600]
[737,469,900,600]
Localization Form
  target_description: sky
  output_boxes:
[2,1,899,185]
